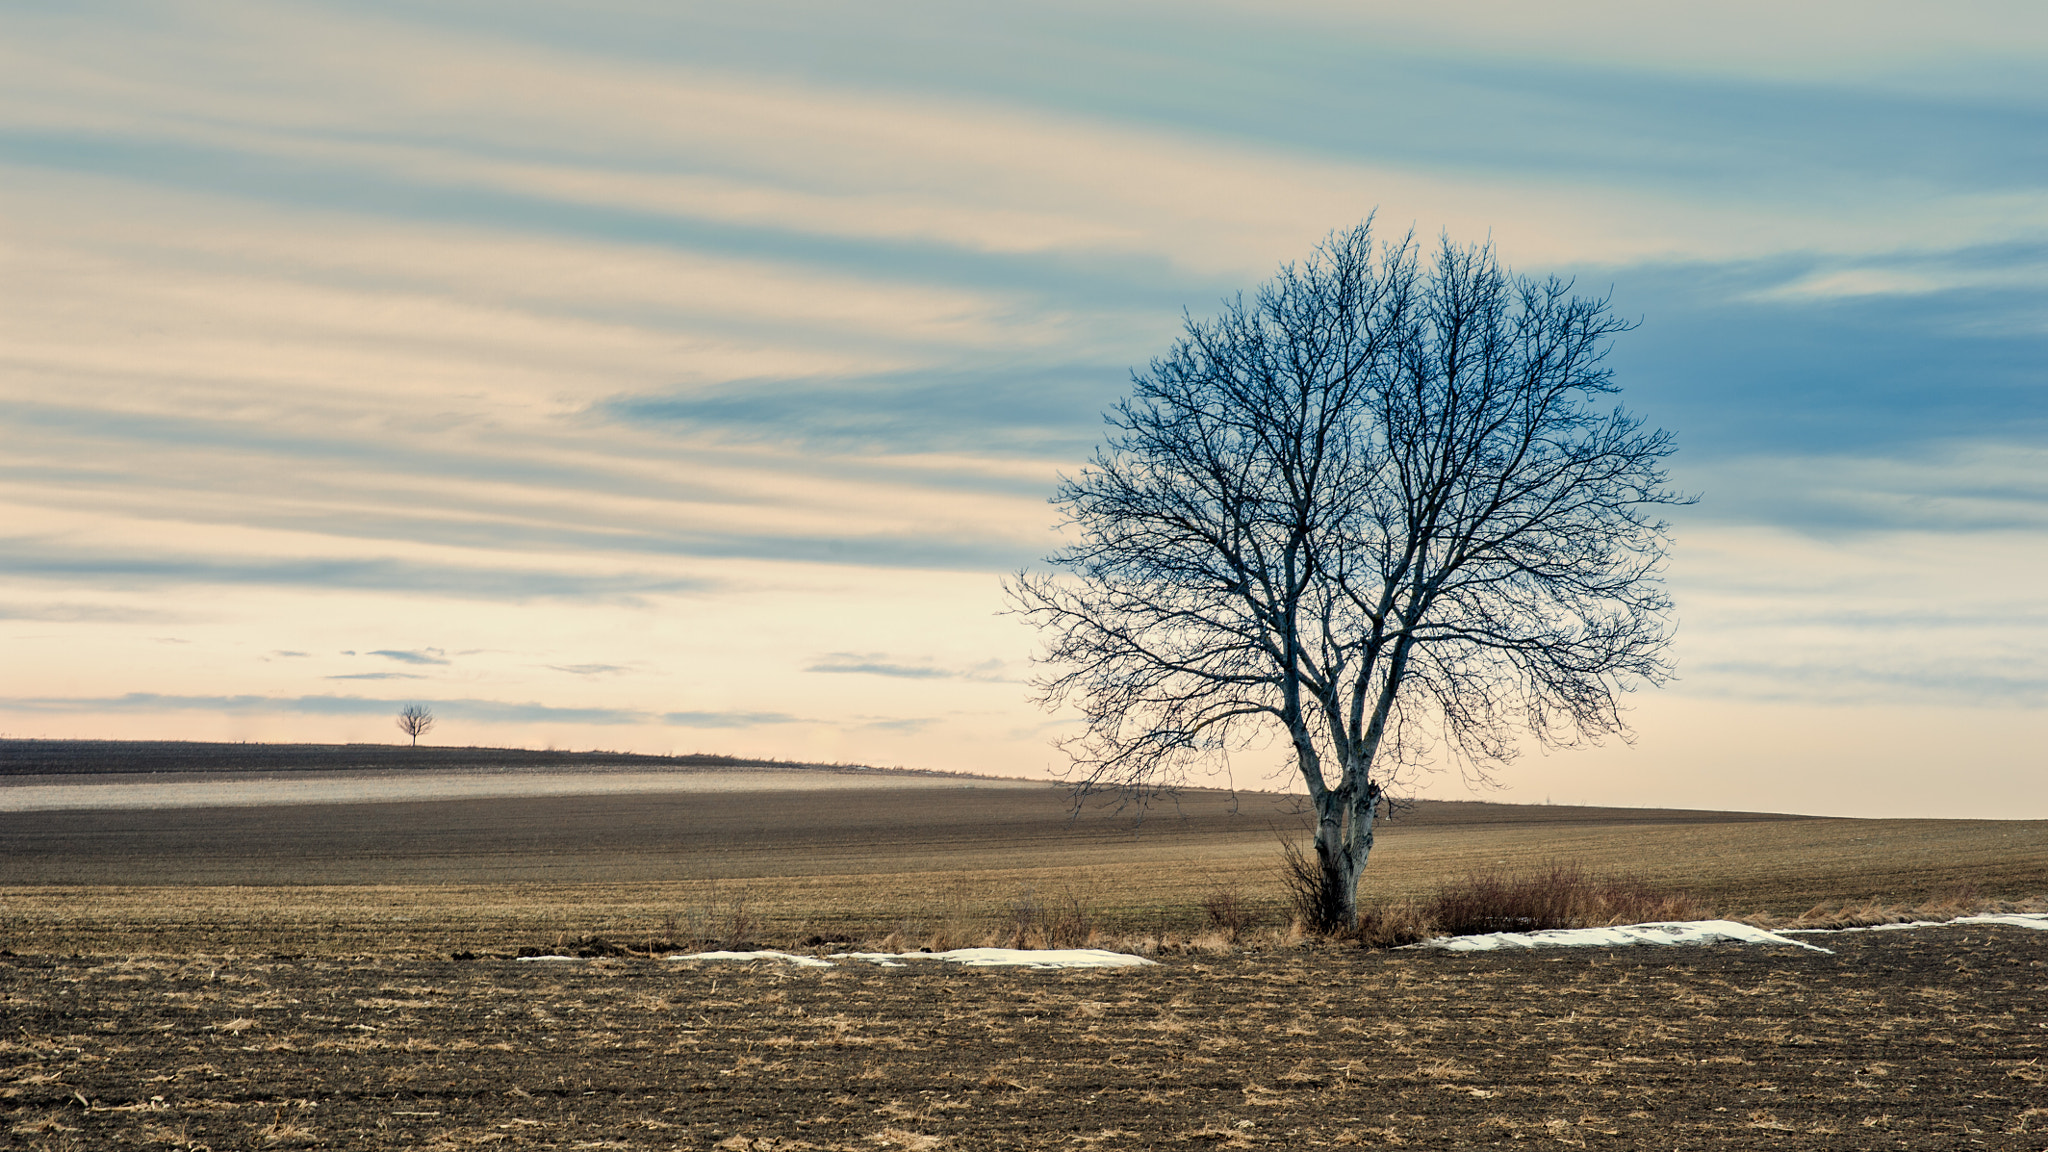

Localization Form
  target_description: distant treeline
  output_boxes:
[0,739,939,778]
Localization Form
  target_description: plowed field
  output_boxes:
[5,928,2045,1150]
[3,741,2045,1149]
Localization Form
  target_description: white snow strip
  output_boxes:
[1959,913,2048,930]
[831,948,1158,970]
[1406,919,1833,954]
[1783,913,2048,935]
[666,950,836,968]
[512,947,1154,968]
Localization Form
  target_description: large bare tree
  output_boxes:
[1010,223,1687,927]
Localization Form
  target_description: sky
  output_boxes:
[2,0,2044,818]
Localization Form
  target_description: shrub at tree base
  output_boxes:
[1347,861,1701,947]
[1279,839,1348,933]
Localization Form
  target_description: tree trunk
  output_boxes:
[1312,780,1383,931]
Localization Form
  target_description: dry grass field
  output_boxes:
[3,775,2043,956]
[2,742,2044,1149]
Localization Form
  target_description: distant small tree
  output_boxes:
[396,704,436,747]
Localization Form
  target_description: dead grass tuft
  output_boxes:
[1343,861,1701,947]
[1001,886,1099,949]
[1423,862,1699,937]
[1355,899,1435,948]
[11,1115,81,1138]
[1278,839,1348,934]
[869,1128,945,1150]
[256,1106,318,1146]
[1765,892,2048,931]
[1201,883,1260,942]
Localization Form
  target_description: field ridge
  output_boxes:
[0,737,985,779]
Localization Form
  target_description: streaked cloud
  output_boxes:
[0,601,184,624]
[366,650,448,666]
[0,0,2042,814]
[1,692,647,727]
[807,653,1014,682]
[0,543,717,601]
[807,658,950,680]
[661,710,803,729]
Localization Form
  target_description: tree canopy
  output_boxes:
[1011,222,1688,925]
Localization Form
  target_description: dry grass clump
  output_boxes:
[1200,883,1261,943]
[1278,837,1704,947]
[1423,862,1701,937]
[1338,859,1700,947]
[1355,899,1437,948]
[1759,891,2048,931]
[1001,887,1098,950]
[1279,839,1350,934]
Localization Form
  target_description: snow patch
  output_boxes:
[833,948,1158,970]
[1783,913,2048,935]
[515,948,1153,969]
[1406,919,1833,954]
[666,950,836,968]
[1958,913,2048,930]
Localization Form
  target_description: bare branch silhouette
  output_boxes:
[1009,220,1689,929]
[396,704,436,748]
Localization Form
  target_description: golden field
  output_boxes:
[3,775,2042,956]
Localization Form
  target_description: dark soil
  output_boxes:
[4,929,2043,1150]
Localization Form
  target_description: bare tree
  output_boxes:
[396,703,436,747]
[1009,222,1687,929]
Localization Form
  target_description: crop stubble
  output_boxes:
[2,783,2044,954]
[3,930,2045,1150]
[3,761,2045,1148]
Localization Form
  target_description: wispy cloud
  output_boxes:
[326,672,423,681]
[605,362,1125,459]
[0,0,2044,814]
[660,710,803,728]
[368,648,448,666]
[1685,660,2048,708]
[0,692,915,732]
[0,693,654,726]
[807,656,950,680]
[855,716,939,734]
[0,602,184,624]
[806,653,1015,682]
[0,543,717,600]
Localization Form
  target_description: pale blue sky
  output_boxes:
[2,1,2043,815]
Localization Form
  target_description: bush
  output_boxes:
[1268,842,1702,946]
[1005,887,1097,949]
[1278,839,1349,934]
[1200,883,1260,942]
[1355,900,1435,948]
[1423,862,1697,937]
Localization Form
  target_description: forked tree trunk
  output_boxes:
[1312,780,1383,930]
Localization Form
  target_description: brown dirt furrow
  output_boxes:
[4,928,2044,1150]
